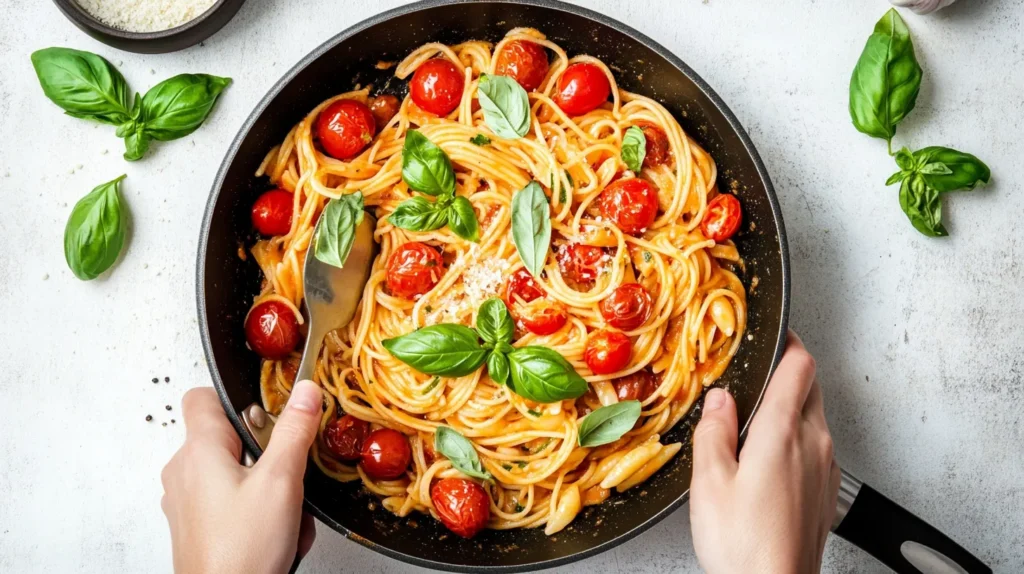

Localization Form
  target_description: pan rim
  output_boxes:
[196,0,790,571]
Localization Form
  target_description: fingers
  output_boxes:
[762,331,817,415]
[297,512,317,559]
[817,459,842,566]
[256,380,323,481]
[182,387,242,462]
[691,388,740,484]
[802,378,828,432]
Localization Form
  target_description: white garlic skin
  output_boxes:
[890,0,958,15]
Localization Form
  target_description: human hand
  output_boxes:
[161,381,323,574]
[689,331,840,573]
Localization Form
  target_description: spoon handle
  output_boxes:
[295,321,326,384]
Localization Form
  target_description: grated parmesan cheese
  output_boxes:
[426,256,506,326]
[77,0,217,32]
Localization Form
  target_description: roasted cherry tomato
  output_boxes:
[244,300,300,359]
[519,299,568,335]
[598,178,659,235]
[368,94,401,130]
[557,243,605,284]
[315,99,376,160]
[322,415,371,462]
[614,369,657,402]
[386,242,444,300]
[495,40,549,92]
[701,194,743,242]
[553,62,610,116]
[584,329,632,375]
[635,121,670,168]
[251,189,294,236]
[431,478,491,538]
[410,59,465,116]
[360,428,412,480]
[599,283,653,331]
[505,268,544,305]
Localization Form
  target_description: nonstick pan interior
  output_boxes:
[197,0,789,570]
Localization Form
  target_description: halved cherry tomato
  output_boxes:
[505,268,544,305]
[557,243,605,284]
[614,369,657,402]
[244,300,300,359]
[701,194,743,242]
[251,189,294,236]
[315,99,376,160]
[584,329,631,375]
[386,242,444,300]
[431,478,491,538]
[599,283,653,331]
[495,40,550,92]
[553,62,610,116]
[635,121,670,168]
[360,428,412,480]
[598,178,659,235]
[322,415,371,462]
[369,94,401,130]
[410,59,465,116]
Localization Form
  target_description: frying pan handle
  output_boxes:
[832,469,990,574]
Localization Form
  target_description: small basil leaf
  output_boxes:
[885,170,906,186]
[506,346,588,403]
[401,130,455,196]
[383,324,488,377]
[447,196,480,242]
[140,74,231,141]
[477,298,514,345]
[487,352,510,386]
[123,124,151,162]
[389,196,449,232]
[577,401,642,447]
[918,162,953,175]
[911,146,991,192]
[64,174,128,280]
[511,181,551,277]
[495,341,515,355]
[477,74,531,139]
[899,175,947,237]
[848,8,922,142]
[313,192,364,268]
[31,47,131,125]
[894,147,915,171]
[470,134,491,146]
[434,426,492,481]
[621,126,647,172]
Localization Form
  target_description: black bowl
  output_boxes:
[197,0,789,571]
[51,0,245,54]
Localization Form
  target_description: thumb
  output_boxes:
[257,380,323,479]
[691,388,739,483]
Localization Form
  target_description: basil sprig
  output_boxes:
[621,126,647,172]
[577,401,642,447]
[511,181,551,277]
[401,130,455,196]
[477,74,531,139]
[886,147,990,237]
[313,192,364,268]
[434,426,492,480]
[477,298,515,346]
[64,174,128,280]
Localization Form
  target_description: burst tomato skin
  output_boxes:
[599,283,653,331]
[431,478,491,538]
[614,369,657,402]
[369,94,401,130]
[519,299,568,335]
[360,428,412,480]
[554,62,611,116]
[323,415,371,462]
[505,268,544,305]
[584,329,632,375]
[701,194,743,242]
[495,40,550,92]
[244,300,300,360]
[557,243,605,284]
[316,99,376,160]
[251,189,294,236]
[386,242,444,300]
[410,59,465,116]
[635,121,670,168]
[598,178,659,235]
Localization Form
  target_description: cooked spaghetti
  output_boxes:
[244,28,747,537]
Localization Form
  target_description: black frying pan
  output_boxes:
[196,1,986,571]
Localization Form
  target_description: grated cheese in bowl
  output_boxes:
[76,0,218,33]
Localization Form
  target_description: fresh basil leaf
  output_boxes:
[506,346,588,403]
[64,174,128,280]
[447,196,480,242]
[477,74,531,139]
[470,134,491,146]
[141,74,231,142]
[848,8,922,143]
[578,400,642,447]
[621,126,647,172]
[401,130,455,196]
[477,298,514,345]
[511,181,551,277]
[495,341,515,355]
[383,324,488,377]
[434,426,492,481]
[123,123,150,162]
[389,196,449,232]
[313,192,364,268]
[31,47,131,125]
[885,170,907,186]
[894,147,915,171]
[487,351,510,386]
[911,146,991,192]
[899,175,947,237]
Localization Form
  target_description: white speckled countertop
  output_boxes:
[1,0,1021,572]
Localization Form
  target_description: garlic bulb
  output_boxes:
[890,0,957,14]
